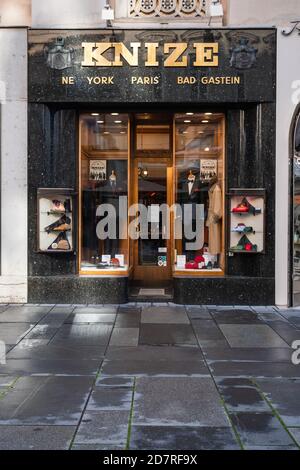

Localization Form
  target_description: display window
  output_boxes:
[79,111,225,278]
[174,113,225,274]
[79,113,129,274]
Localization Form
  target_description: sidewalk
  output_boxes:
[0,303,299,450]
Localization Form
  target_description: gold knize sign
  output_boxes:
[81,42,219,67]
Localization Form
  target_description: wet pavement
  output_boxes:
[0,303,299,450]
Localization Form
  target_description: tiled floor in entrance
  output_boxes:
[0,303,299,450]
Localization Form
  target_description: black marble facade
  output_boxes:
[28,29,276,304]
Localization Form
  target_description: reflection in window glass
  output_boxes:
[80,113,129,272]
[174,113,225,272]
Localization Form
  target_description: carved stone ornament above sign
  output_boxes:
[28,29,276,104]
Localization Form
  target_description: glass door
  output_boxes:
[132,158,172,283]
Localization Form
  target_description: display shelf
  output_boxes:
[228,189,266,255]
[37,188,76,253]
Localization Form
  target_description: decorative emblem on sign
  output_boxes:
[44,37,75,70]
[229,38,257,70]
[282,20,300,36]
[129,0,206,17]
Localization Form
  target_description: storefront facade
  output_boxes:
[28,28,276,305]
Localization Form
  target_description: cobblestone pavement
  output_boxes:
[0,303,300,450]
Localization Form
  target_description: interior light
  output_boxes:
[91,113,99,116]
[205,147,210,151]
[183,131,188,134]
[111,113,119,116]
[114,120,122,123]
[103,131,110,134]
[184,120,191,123]
[97,120,104,123]
[186,112,194,115]
[202,120,209,123]
[205,112,213,116]
[120,131,126,134]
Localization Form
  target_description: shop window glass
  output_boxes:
[174,113,225,273]
[80,113,129,273]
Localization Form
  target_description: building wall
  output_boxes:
[226,0,299,26]
[0,0,31,26]
[0,28,28,302]
[276,28,300,306]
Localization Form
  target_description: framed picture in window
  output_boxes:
[89,159,107,181]
[200,159,218,182]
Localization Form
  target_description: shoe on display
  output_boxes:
[48,231,71,251]
[232,223,253,233]
[51,199,66,213]
[44,215,71,233]
[230,234,257,253]
[111,258,120,267]
[232,198,249,213]
[232,197,261,215]
[206,261,213,270]
[185,261,198,269]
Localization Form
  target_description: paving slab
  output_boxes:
[217,378,271,412]
[219,324,289,348]
[199,339,230,349]
[115,312,141,328]
[86,387,132,411]
[2,305,52,316]
[139,324,197,346]
[109,328,139,347]
[49,306,75,314]
[186,306,212,320]
[0,425,76,450]
[267,321,300,345]
[72,444,125,450]
[105,346,203,362]
[64,313,116,324]
[50,324,113,346]
[210,309,261,324]
[96,376,134,387]
[203,347,292,362]
[289,428,300,445]
[0,308,50,323]
[0,358,100,376]
[118,306,141,314]
[23,325,58,341]
[129,425,240,450]
[192,320,226,341]
[0,376,94,425]
[74,410,130,446]
[0,376,16,388]
[141,306,189,324]
[229,412,295,447]
[208,361,300,378]
[0,323,34,345]
[36,311,70,327]
[73,306,117,314]
[133,376,229,427]
[101,359,209,377]
[7,343,105,361]
[256,378,300,427]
